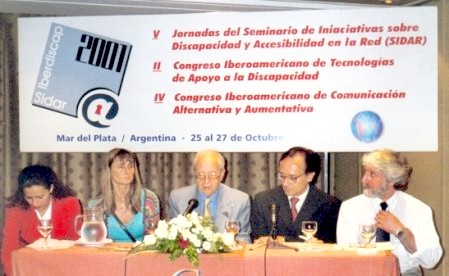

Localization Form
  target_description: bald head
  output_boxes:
[193,150,225,170]
[193,150,225,196]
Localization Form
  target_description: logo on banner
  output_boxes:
[351,111,383,143]
[32,23,132,128]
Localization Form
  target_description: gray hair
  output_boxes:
[362,149,412,191]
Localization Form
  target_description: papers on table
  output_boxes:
[75,238,113,247]
[282,241,394,253]
[343,242,395,251]
[27,238,76,250]
[283,242,343,252]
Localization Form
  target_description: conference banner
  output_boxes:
[18,7,437,152]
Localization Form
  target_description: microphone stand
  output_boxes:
[267,237,299,251]
[249,234,299,251]
[267,218,298,250]
[250,207,298,252]
[249,222,279,251]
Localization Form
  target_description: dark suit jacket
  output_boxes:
[251,185,341,243]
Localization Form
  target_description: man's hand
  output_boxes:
[375,210,403,234]
[375,210,416,253]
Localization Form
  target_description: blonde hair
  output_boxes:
[98,148,144,214]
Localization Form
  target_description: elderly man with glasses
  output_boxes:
[251,146,341,243]
[168,149,251,243]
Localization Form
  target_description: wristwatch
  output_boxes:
[396,228,407,240]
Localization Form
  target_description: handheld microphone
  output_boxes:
[182,198,199,216]
[270,203,277,240]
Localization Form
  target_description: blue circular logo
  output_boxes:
[351,111,383,143]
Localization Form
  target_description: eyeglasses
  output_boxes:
[276,172,306,183]
[195,172,221,181]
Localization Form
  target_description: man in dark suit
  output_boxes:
[251,146,341,243]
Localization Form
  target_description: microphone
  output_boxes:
[270,203,278,240]
[182,198,199,216]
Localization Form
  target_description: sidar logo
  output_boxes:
[80,89,119,128]
[32,23,132,127]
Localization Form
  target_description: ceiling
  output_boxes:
[0,0,437,16]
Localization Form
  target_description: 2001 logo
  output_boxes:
[32,23,132,128]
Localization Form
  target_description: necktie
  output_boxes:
[290,197,299,222]
[376,202,390,242]
[204,198,211,219]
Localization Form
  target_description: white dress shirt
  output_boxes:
[34,199,52,220]
[337,191,443,273]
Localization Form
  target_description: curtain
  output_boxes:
[0,14,336,276]
[0,13,305,229]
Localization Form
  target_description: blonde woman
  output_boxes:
[89,148,160,242]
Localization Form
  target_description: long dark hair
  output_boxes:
[6,164,76,209]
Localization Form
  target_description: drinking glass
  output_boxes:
[37,219,53,250]
[301,221,318,242]
[225,220,241,246]
[359,224,376,248]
